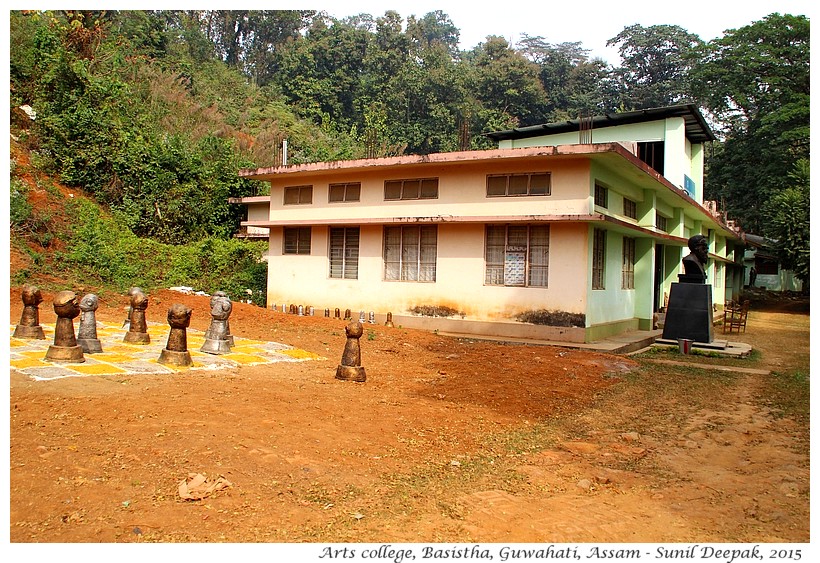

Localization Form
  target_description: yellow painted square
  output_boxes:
[90,353,134,363]
[10,357,51,369]
[67,363,127,375]
[9,339,31,347]
[20,350,51,359]
[279,349,324,360]
[223,353,269,365]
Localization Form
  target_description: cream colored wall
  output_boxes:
[264,222,589,322]
[265,159,593,223]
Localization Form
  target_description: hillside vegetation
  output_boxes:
[8,10,810,298]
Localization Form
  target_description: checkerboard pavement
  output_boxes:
[9,322,325,381]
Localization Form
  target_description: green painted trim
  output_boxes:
[585,318,641,342]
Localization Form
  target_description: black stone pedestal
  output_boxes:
[661,282,714,343]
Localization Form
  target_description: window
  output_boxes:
[592,228,606,290]
[623,198,637,219]
[622,237,636,289]
[485,225,550,287]
[755,256,779,275]
[714,262,723,288]
[384,226,437,281]
[329,227,359,279]
[284,185,312,205]
[594,183,608,208]
[329,182,361,203]
[656,213,668,232]
[283,227,311,255]
[638,141,665,174]
[487,173,550,197]
[384,178,438,200]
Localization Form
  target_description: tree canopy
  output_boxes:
[9,9,810,280]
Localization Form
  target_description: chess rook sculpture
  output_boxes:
[200,292,233,354]
[123,288,151,344]
[335,321,367,382]
[13,284,46,339]
[158,303,193,367]
[44,290,85,363]
[76,293,103,353]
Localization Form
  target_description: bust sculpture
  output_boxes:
[680,234,709,283]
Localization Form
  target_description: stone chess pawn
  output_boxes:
[13,284,46,339]
[335,321,366,382]
[76,293,103,354]
[44,290,85,363]
[123,288,150,344]
[158,303,193,367]
[200,293,232,355]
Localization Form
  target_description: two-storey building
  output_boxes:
[235,104,744,343]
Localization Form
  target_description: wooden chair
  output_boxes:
[723,300,750,334]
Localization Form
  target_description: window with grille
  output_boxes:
[486,173,550,197]
[656,213,668,232]
[622,237,636,289]
[384,178,438,200]
[592,228,606,289]
[283,227,311,255]
[594,183,608,208]
[623,198,637,219]
[329,182,361,203]
[383,226,437,281]
[484,225,550,287]
[284,185,313,205]
[329,227,359,279]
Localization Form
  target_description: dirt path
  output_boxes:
[8,288,810,544]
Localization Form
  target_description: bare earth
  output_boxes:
[8,288,810,545]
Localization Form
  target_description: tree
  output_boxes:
[464,36,549,128]
[606,24,702,109]
[693,13,810,233]
[517,35,618,120]
[763,159,809,288]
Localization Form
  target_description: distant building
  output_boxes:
[743,233,803,292]
[233,105,744,343]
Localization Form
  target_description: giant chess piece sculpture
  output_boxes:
[662,234,714,344]
[44,290,85,363]
[76,293,103,353]
[123,288,151,344]
[200,292,232,354]
[13,284,46,339]
[212,291,234,347]
[123,286,142,329]
[158,303,193,367]
[335,321,366,382]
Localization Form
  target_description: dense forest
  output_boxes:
[8,10,810,296]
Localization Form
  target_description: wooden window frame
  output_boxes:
[283,227,311,255]
[486,173,551,197]
[592,228,606,290]
[329,227,359,279]
[284,185,313,205]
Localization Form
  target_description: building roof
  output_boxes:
[484,104,716,144]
